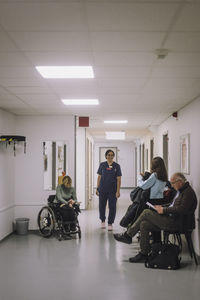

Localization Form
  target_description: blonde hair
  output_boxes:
[62,175,72,186]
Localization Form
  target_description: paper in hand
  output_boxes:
[146,201,157,211]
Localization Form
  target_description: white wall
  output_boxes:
[0,109,16,240]
[94,141,136,188]
[134,139,142,185]
[86,131,94,201]
[76,126,86,209]
[152,98,200,255]
[43,141,53,190]
[76,127,95,210]
[14,115,75,229]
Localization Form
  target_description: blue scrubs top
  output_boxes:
[97,161,122,193]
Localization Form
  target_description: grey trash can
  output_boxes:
[15,218,29,235]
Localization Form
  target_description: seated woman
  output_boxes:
[117,157,168,243]
[139,157,169,242]
[55,175,78,231]
[140,172,176,205]
[138,156,168,205]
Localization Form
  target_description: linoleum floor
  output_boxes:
[0,190,199,300]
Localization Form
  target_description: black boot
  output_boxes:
[113,232,132,244]
[129,252,148,263]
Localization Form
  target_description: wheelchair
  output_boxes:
[37,195,81,241]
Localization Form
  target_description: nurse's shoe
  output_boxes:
[108,224,113,231]
[101,222,106,229]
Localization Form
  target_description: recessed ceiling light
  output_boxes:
[104,120,128,124]
[61,99,99,105]
[105,131,125,140]
[35,66,94,78]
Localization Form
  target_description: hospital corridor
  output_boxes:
[1,1,200,299]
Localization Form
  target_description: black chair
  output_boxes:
[163,212,198,265]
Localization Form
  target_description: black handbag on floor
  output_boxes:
[145,243,181,270]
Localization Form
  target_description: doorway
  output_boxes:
[135,147,137,186]
[150,139,154,163]
[141,143,145,173]
[86,138,93,209]
[163,133,168,173]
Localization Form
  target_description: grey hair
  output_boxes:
[173,172,187,183]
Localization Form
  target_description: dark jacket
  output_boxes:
[120,188,150,227]
[163,182,197,216]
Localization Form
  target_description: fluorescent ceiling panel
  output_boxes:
[35,66,94,78]
[105,131,125,140]
[104,120,128,124]
[61,99,99,105]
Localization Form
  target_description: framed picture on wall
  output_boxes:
[180,134,190,174]
[44,154,48,171]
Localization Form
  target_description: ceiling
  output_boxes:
[0,0,200,141]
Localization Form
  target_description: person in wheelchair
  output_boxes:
[54,175,78,232]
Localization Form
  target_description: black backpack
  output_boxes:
[120,188,150,228]
[145,243,181,270]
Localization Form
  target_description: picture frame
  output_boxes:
[44,154,48,171]
[180,134,190,174]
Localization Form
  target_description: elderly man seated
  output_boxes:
[114,172,197,263]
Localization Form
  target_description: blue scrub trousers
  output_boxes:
[99,191,117,224]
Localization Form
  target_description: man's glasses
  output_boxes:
[171,179,180,185]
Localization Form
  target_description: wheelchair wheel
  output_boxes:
[38,206,55,237]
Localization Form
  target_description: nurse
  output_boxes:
[96,149,122,231]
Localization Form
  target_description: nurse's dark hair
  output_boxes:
[105,149,115,158]
[150,156,168,181]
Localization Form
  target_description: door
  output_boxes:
[150,139,154,163]
[86,138,93,209]
[135,147,137,186]
[163,134,168,173]
[141,143,145,173]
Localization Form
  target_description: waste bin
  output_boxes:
[15,218,29,235]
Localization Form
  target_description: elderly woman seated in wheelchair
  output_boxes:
[38,176,81,240]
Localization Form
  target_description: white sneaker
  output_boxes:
[101,222,106,229]
[108,225,113,231]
